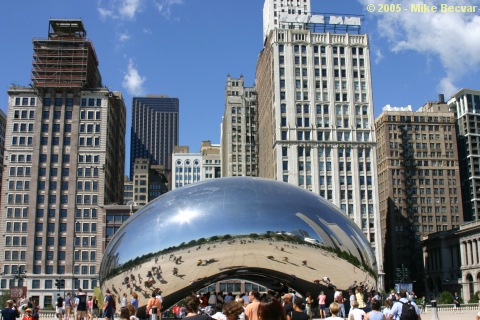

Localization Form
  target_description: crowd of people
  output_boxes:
[8,286,477,320]
[160,287,425,320]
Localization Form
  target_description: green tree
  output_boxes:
[0,290,11,308]
[469,291,480,304]
[438,291,454,304]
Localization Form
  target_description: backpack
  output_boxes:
[399,301,417,320]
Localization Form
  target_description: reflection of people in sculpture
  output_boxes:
[197,260,203,266]
[173,268,178,276]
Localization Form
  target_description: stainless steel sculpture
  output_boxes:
[100,177,376,310]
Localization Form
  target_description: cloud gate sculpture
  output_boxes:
[100,177,377,311]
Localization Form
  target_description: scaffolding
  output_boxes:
[31,19,102,89]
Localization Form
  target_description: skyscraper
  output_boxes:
[375,100,463,289]
[130,95,179,179]
[221,75,258,177]
[0,19,126,305]
[448,89,480,221]
[256,1,383,286]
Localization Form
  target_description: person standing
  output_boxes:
[121,294,127,308]
[56,294,65,319]
[92,296,100,320]
[386,290,421,320]
[65,293,73,320]
[355,288,366,311]
[244,290,261,320]
[131,293,138,317]
[453,292,461,314]
[286,297,308,320]
[317,291,327,319]
[102,290,114,320]
[348,301,366,320]
[76,288,88,320]
[146,293,162,320]
[2,300,20,320]
[304,293,313,320]
[334,291,346,319]
[363,300,385,320]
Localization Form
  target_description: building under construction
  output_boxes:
[31,19,102,88]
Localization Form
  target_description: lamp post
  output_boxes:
[13,268,27,285]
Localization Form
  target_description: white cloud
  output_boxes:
[358,0,480,95]
[122,59,146,95]
[373,47,384,64]
[153,0,184,19]
[119,0,143,19]
[98,7,116,20]
[97,0,143,20]
[118,30,131,42]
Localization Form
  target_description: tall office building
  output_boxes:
[256,1,383,286]
[130,95,179,179]
[221,75,258,177]
[448,89,480,222]
[0,19,126,306]
[375,100,463,289]
[0,110,7,204]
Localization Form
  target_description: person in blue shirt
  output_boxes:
[387,290,421,320]
[1,300,20,320]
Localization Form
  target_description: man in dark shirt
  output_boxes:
[2,300,20,320]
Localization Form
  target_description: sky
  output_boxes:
[1,0,480,175]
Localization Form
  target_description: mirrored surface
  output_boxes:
[100,177,377,310]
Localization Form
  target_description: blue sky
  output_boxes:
[1,0,480,175]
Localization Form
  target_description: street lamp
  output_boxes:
[14,269,27,282]
[13,268,27,288]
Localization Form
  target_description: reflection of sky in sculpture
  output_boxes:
[101,177,376,279]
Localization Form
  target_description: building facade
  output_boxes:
[256,2,383,287]
[0,19,126,306]
[448,89,480,222]
[0,109,7,204]
[421,221,480,301]
[172,142,221,190]
[130,95,179,179]
[130,158,168,206]
[221,75,258,177]
[375,101,463,289]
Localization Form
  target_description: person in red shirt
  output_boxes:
[22,308,34,320]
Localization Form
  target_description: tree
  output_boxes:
[469,291,480,304]
[0,290,11,308]
[438,291,453,304]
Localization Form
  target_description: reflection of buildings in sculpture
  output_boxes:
[99,231,125,280]
[295,212,336,248]
[318,216,365,263]
[257,0,383,287]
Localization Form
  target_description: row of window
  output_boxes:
[32,236,96,247]
[30,279,97,290]
[14,97,36,106]
[280,130,371,142]
[279,45,365,56]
